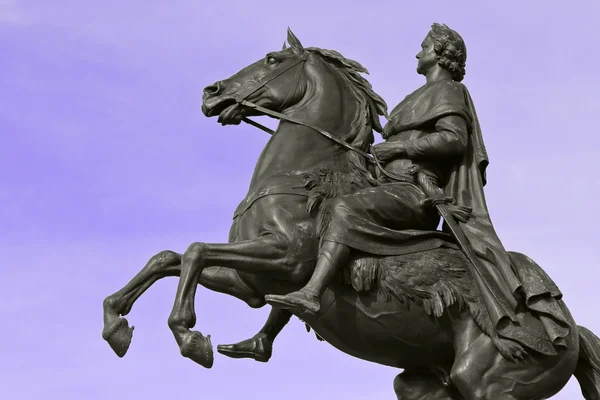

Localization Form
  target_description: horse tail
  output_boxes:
[574,325,600,400]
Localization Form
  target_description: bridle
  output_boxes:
[233,52,407,183]
[234,53,309,106]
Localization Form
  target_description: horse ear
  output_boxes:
[287,27,304,54]
[282,41,287,50]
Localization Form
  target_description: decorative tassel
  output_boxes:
[447,203,472,223]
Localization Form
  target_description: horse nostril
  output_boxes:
[203,82,221,95]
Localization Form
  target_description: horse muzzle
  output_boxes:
[201,81,243,118]
[202,96,238,118]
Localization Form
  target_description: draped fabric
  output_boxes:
[380,80,569,354]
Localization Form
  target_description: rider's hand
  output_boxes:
[371,142,405,162]
[382,120,397,137]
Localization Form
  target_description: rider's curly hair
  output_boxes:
[429,23,467,82]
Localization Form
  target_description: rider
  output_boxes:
[265,22,527,353]
[223,23,562,361]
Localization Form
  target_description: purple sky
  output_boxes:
[2,1,599,399]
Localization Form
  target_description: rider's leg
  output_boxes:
[265,240,350,315]
[265,183,438,315]
[217,306,292,362]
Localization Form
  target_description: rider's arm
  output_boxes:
[403,114,468,160]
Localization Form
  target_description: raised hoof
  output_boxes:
[180,330,214,368]
[102,317,134,358]
[217,335,272,363]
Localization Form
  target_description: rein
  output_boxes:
[235,53,408,183]
[241,100,373,160]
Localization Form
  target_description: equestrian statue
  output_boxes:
[102,24,600,400]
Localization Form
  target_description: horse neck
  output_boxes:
[248,71,360,187]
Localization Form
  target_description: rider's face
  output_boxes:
[416,33,438,76]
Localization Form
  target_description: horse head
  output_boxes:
[201,28,311,126]
[202,28,388,188]
[202,28,387,133]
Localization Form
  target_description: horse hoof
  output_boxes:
[102,317,134,358]
[180,331,214,368]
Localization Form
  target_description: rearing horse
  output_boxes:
[102,29,600,400]
[102,28,385,365]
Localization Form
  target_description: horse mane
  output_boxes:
[305,47,388,186]
[299,48,390,237]
[306,47,388,133]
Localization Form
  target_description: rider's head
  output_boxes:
[428,23,467,82]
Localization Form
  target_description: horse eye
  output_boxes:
[266,56,278,65]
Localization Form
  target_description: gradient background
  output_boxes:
[2,0,599,399]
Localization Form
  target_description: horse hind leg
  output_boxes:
[102,250,181,357]
[394,369,463,400]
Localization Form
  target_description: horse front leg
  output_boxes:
[102,250,181,357]
[102,250,269,360]
[167,234,313,367]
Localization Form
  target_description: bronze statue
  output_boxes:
[102,25,600,399]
